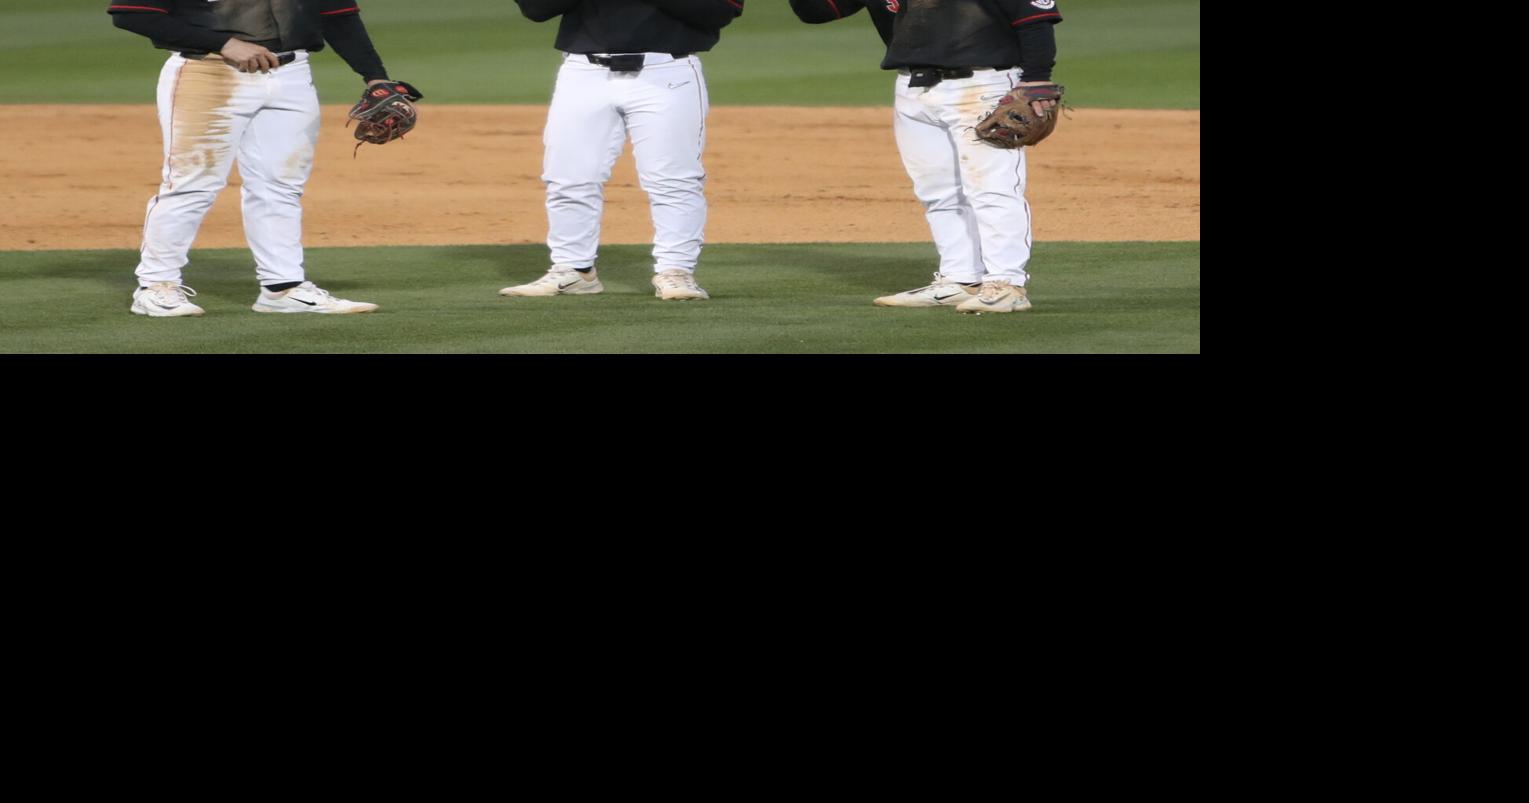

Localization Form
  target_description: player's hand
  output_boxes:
[1017,81,1059,119]
[220,39,280,73]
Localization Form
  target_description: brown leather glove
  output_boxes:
[974,83,1065,149]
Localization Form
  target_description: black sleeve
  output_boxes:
[1015,19,1056,82]
[515,0,582,22]
[640,0,744,30]
[992,0,1063,29]
[789,0,863,23]
[109,4,230,53]
[321,10,389,81]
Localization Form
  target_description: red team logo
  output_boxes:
[886,0,899,11]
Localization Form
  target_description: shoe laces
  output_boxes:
[148,282,196,306]
[978,279,1013,302]
[929,272,972,291]
[654,271,697,291]
[293,282,334,302]
[908,272,946,294]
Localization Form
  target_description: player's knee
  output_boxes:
[160,186,225,208]
[918,190,967,210]
[543,176,610,191]
[638,174,704,197]
[241,178,305,201]
[967,189,1027,208]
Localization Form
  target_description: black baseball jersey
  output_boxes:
[107,0,388,79]
[789,0,895,46]
[884,0,1062,71]
[516,0,744,55]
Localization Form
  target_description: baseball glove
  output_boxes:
[348,81,423,150]
[974,83,1065,149]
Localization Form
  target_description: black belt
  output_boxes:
[181,49,297,65]
[584,53,692,73]
[906,66,1015,88]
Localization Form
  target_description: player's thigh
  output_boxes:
[626,62,708,178]
[941,76,1027,197]
[162,59,258,184]
[543,64,626,182]
[237,73,322,187]
[950,127,1025,199]
[894,108,964,200]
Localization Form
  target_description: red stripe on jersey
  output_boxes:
[1012,12,1061,26]
[825,0,843,17]
[724,0,743,9]
[320,6,361,14]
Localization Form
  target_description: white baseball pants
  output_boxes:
[893,68,1033,286]
[136,52,321,287]
[541,53,710,273]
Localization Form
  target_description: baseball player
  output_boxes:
[110,0,411,317]
[502,0,745,302]
[790,0,1063,314]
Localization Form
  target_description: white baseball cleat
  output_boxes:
[873,273,979,307]
[499,265,604,297]
[131,282,205,318]
[955,279,1033,314]
[651,269,709,301]
[251,281,378,314]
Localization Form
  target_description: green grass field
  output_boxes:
[1,1,1199,354]
[0,243,1198,353]
[0,0,1200,108]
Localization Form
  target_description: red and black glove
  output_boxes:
[348,81,423,147]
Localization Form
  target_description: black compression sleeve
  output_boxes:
[111,12,230,54]
[1016,21,1056,82]
[322,12,388,81]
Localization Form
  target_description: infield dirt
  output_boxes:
[1,105,1198,252]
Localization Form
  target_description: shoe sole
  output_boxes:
[500,283,605,297]
[957,304,1033,314]
[654,292,709,301]
[874,298,966,307]
[499,290,604,297]
[131,305,203,318]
